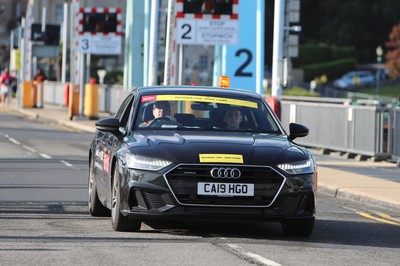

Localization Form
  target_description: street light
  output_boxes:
[375,45,383,98]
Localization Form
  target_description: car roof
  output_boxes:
[131,86,262,99]
[346,71,372,75]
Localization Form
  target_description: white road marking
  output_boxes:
[40,153,53,159]
[8,137,21,145]
[61,160,74,168]
[4,133,79,170]
[227,244,282,266]
[22,145,37,153]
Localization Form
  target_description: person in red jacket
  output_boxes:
[34,67,47,82]
[0,67,13,106]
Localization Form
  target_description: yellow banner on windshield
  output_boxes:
[199,154,244,164]
[156,95,257,109]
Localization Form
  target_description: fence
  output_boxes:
[41,81,130,114]
[39,82,400,163]
[280,96,396,161]
[393,108,400,162]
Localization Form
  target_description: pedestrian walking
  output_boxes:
[0,67,13,106]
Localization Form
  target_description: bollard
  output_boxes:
[68,84,80,120]
[31,82,37,107]
[21,81,33,108]
[63,83,69,106]
[33,81,44,108]
[84,83,99,119]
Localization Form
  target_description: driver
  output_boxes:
[139,101,171,127]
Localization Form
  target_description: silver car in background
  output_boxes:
[333,70,375,89]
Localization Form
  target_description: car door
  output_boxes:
[96,93,135,201]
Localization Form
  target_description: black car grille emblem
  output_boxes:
[210,167,241,179]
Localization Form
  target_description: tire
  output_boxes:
[111,163,141,232]
[282,219,314,237]
[88,160,111,217]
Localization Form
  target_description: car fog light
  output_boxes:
[286,175,313,188]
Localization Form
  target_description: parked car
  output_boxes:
[88,85,317,237]
[333,71,375,89]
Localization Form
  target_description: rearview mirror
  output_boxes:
[191,103,214,111]
[288,123,309,141]
[95,117,120,132]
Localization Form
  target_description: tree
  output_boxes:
[385,23,400,79]
[299,0,400,63]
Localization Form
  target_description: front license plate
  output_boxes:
[197,182,254,196]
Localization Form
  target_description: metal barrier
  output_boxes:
[42,82,130,114]
[393,108,400,162]
[43,81,65,105]
[280,99,392,160]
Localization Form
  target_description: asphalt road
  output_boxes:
[1,111,400,266]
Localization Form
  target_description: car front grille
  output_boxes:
[164,164,285,207]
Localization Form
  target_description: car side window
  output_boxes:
[115,94,134,128]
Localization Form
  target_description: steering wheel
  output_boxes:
[147,116,171,127]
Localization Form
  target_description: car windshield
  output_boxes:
[133,94,281,133]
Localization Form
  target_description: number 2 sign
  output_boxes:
[176,19,238,45]
[224,0,264,94]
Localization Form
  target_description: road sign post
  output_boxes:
[224,0,264,94]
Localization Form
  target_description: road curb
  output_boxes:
[318,184,400,212]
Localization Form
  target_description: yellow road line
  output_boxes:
[357,211,400,227]
[376,212,400,223]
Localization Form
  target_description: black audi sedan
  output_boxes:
[88,86,317,237]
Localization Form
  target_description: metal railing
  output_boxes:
[280,97,394,160]
[393,108,400,162]
[40,81,130,114]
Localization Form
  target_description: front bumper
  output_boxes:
[120,164,316,222]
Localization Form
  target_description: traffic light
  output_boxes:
[104,14,117,32]
[183,0,233,15]
[82,12,118,33]
[83,13,96,32]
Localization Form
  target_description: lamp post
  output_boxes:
[375,45,383,98]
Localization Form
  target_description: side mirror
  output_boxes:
[289,123,309,141]
[95,117,120,132]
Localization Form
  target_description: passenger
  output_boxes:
[223,108,243,130]
[139,101,171,127]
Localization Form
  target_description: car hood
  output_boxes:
[125,131,309,165]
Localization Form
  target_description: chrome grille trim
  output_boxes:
[163,163,286,208]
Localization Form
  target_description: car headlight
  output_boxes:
[277,158,314,175]
[126,154,172,171]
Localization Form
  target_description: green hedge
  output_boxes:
[301,58,357,82]
[292,44,332,66]
[331,46,356,59]
[293,44,356,67]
